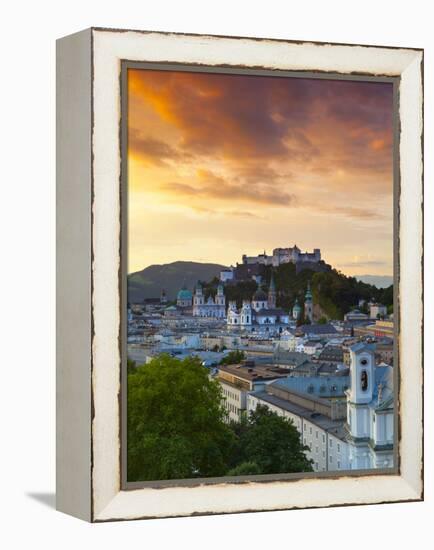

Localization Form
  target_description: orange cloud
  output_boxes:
[370,138,386,151]
[127,68,394,274]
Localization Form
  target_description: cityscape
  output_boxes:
[127,245,394,479]
[126,68,394,482]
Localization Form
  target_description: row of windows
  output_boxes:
[222,387,239,402]
[224,402,239,415]
[303,438,341,454]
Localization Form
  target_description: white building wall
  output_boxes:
[220,380,247,423]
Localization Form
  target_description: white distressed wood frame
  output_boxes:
[56,28,423,522]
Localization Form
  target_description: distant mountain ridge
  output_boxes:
[354,275,393,289]
[128,261,227,302]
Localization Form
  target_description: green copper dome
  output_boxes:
[177,288,192,300]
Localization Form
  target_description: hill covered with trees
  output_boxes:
[128,261,226,302]
[201,263,393,321]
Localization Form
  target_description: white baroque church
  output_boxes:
[345,343,394,470]
[226,274,291,333]
[192,281,226,318]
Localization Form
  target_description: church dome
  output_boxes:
[253,289,267,301]
[177,288,192,300]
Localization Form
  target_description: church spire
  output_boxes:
[304,281,313,322]
[268,271,276,309]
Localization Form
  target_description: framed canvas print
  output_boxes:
[56,28,423,522]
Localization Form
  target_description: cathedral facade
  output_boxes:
[192,282,226,318]
[226,274,291,332]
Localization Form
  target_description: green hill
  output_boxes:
[202,263,393,321]
[128,260,393,319]
[128,261,227,302]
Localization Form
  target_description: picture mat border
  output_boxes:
[55,27,422,522]
[120,60,400,490]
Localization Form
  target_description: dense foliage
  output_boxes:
[228,405,313,475]
[311,270,393,320]
[127,354,234,481]
[219,350,246,365]
[128,356,313,482]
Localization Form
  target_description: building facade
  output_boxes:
[345,343,394,469]
[247,377,350,473]
[242,245,321,267]
[192,282,226,318]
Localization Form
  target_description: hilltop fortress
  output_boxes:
[242,245,321,267]
[221,245,330,283]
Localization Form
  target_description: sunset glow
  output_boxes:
[127,68,394,276]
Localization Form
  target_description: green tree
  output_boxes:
[127,354,234,481]
[231,405,313,474]
[318,316,328,324]
[219,350,246,365]
[227,461,261,476]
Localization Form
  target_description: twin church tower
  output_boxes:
[189,273,314,323]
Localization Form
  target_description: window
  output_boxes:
[315,446,318,453]
[329,456,333,463]
[337,444,340,452]
[329,440,333,447]
[309,427,312,435]
[361,370,368,391]
[316,430,318,439]
[337,461,341,469]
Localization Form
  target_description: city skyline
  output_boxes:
[128,68,394,276]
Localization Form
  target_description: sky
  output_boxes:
[127,68,394,276]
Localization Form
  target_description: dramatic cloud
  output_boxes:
[161,169,295,207]
[127,68,394,275]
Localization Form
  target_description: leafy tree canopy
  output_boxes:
[219,350,246,365]
[127,354,234,481]
[228,405,313,475]
[227,461,261,476]
[202,263,393,321]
